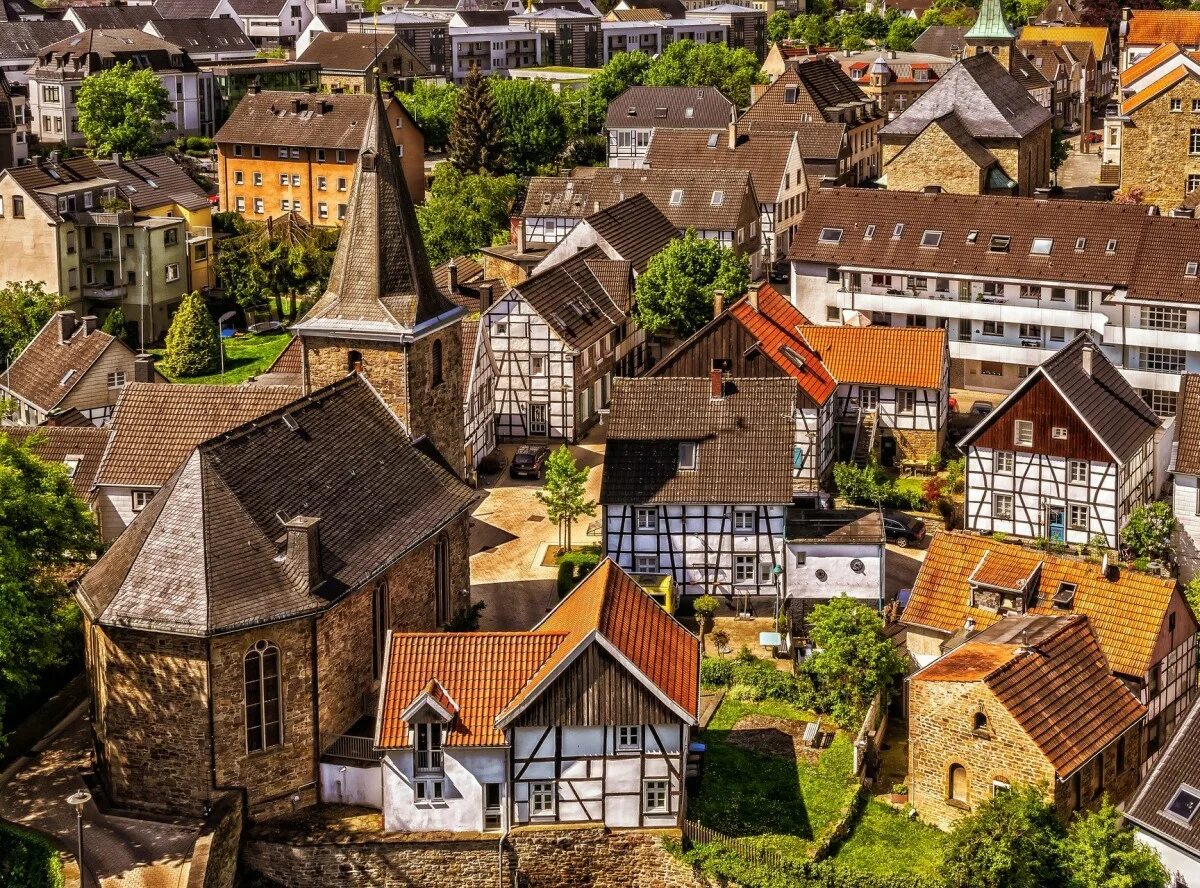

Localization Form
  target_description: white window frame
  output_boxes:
[634,554,658,574]
[643,779,669,813]
[1014,420,1034,447]
[734,555,757,584]
[530,782,555,816]
[733,509,755,532]
[994,492,1014,520]
[996,451,1014,473]
[678,441,697,470]
[616,725,641,751]
[131,489,154,512]
[1052,426,1068,440]
[635,507,657,531]
[1068,460,1088,483]
[1068,503,1088,531]
[106,371,126,389]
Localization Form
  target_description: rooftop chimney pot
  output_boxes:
[284,516,322,591]
[1081,342,1094,377]
[710,368,724,400]
[713,289,725,319]
[82,315,98,335]
[58,311,77,345]
[133,353,155,383]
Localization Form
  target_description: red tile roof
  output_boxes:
[377,560,699,748]
[729,285,836,406]
[798,325,946,390]
[1120,42,1183,88]
[1126,9,1200,46]
[1122,65,1192,115]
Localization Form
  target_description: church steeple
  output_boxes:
[963,0,1017,72]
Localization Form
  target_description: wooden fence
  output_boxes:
[682,819,785,870]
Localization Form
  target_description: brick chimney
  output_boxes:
[283,516,322,591]
[710,368,724,400]
[58,311,77,344]
[133,353,156,383]
[82,315,98,335]
[447,258,459,294]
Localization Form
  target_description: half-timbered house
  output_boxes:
[373,559,700,833]
[601,375,797,601]
[1171,373,1200,580]
[961,333,1160,549]
[902,531,1198,769]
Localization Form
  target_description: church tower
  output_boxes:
[294,88,465,474]
[962,0,1017,72]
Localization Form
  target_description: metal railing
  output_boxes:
[82,284,127,300]
[322,734,379,762]
[186,226,212,243]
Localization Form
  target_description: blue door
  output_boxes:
[1047,506,1065,543]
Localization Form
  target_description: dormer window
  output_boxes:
[1053,582,1077,609]
[63,455,82,478]
[678,441,697,470]
[415,722,444,772]
[784,85,798,104]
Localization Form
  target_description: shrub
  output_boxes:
[0,823,65,888]
[833,461,927,510]
[700,656,735,687]
[693,594,720,628]
[556,549,600,596]
[161,290,219,377]
[944,457,965,493]
[1120,501,1175,561]
[443,600,485,631]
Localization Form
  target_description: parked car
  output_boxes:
[969,400,994,417]
[510,445,550,479]
[883,512,926,548]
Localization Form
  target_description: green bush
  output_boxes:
[700,656,735,687]
[832,461,927,510]
[678,842,937,888]
[706,655,818,707]
[0,823,65,888]
[161,290,220,377]
[556,550,600,596]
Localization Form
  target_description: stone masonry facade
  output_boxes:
[1122,78,1200,209]
[883,122,1051,197]
[891,427,944,463]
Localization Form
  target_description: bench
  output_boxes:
[803,719,821,748]
[900,460,933,477]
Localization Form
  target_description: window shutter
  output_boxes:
[793,447,805,470]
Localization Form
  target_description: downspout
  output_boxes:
[498,738,511,888]
[311,616,321,801]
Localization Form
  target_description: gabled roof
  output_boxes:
[296,88,459,337]
[1122,64,1196,115]
[1125,9,1200,47]
[510,244,626,349]
[376,560,699,748]
[913,614,1146,777]
[895,111,996,169]
[739,57,875,130]
[798,324,946,391]
[94,153,211,213]
[911,24,968,58]
[881,52,1052,140]
[1125,697,1200,856]
[1018,23,1108,59]
[901,532,1187,677]
[144,17,255,54]
[215,90,387,150]
[601,376,797,505]
[95,382,301,488]
[154,0,223,18]
[67,5,161,29]
[1174,374,1200,476]
[76,375,477,636]
[1120,42,1186,88]
[615,0,686,17]
[2,155,109,221]
[3,425,110,499]
[297,31,427,75]
[645,128,800,202]
[1,313,125,412]
[605,84,733,129]
[727,286,835,405]
[0,21,77,59]
[35,28,197,75]
[959,333,1159,462]
[578,192,678,274]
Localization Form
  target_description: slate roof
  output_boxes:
[0,21,76,59]
[95,382,301,488]
[228,0,288,17]
[601,376,797,505]
[2,313,124,412]
[960,333,1159,462]
[3,155,108,220]
[798,324,945,391]
[1173,374,1200,476]
[77,375,477,636]
[145,17,255,54]
[298,31,427,75]
[739,57,875,131]
[1,0,46,22]
[94,154,211,213]
[34,28,198,74]
[914,614,1146,777]
[605,85,733,130]
[68,6,161,28]
[911,24,968,58]
[901,532,1186,678]
[216,91,378,149]
[154,0,224,18]
[511,244,627,349]
[645,128,798,202]
[432,256,484,291]
[3,425,110,499]
[578,192,677,274]
[1125,9,1200,47]
[296,88,459,336]
[308,11,356,32]
[377,559,699,748]
[1125,698,1200,857]
[881,52,1051,140]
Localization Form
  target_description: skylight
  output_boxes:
[1030,237,1053,255]
[892,223,904,239]
[684,107,694,118]
[967,229,978,243]
[669,189,683,206]
[1075,236,1086,251]
[710,190,724,206]
[1052,582,1076,609]
[818,227,843,244]
[59,369,75,386]
[1106,238,1118,253]
[1187,262,1198,278]
[707,132,719,148]
[989,235,1011,253]
[1165,786,1200,824]
[864,224,876,240]
[920,230,942,248]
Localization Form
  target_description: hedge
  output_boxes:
[556,550,600,597]
[700,655,817,708]
[679,843,939,888]
[0,822,65,888]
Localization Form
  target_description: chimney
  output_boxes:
[1081,342,1094,377]
[712,289,725,319]
[728,119,736,150]
[82,315,98,335]
[111,151,122,167]
[251,79,261,95]
[48,150,59,166]
[480,282,495,311]
[710,368,724,400]
[283,516,322,591]
[748,285,759,312]
[291,98,302,113]
[516,220,527,254]
[964,616,976,634]
[447,258,459,294]
[58,311,77,344]
[133,353,155,383]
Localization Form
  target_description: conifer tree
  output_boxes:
[162,291,220,377]
[448,67,505,175]
[101,307,127,343]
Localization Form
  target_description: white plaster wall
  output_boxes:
[321,762,383,809]
[1175,473,1200,583]
[785,542,884,605]
[1133,829,1200,887]
[382,747,506,833]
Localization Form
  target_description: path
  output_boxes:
[0,706,199,888]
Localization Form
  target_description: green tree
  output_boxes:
[1120,501,1175,561]
[1051,128,1070,177]
[790,13,833,45]
[449,67,505,175]
[582,51,652,133]
[490,78,570,174]
[693,594,720,653]
[100,307,127,343]
[644,40,763,107]
[943,784,1066,888]
[633,230,749,337]
[886,16,925,50]
[806,596,907,724]
[399,80,459,152]
[162,290,220,377]
[536,445,596,553]
[1063,799,1168,888]
[75,62,173,157]
[0,281,61,362]
[767,9,794,41]
[0,432,99,744]
[1187,578,1200,617]
[416,165,520,266]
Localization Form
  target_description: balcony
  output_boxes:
[186,226,212,244]
[949,339,1057,365]
[82,284,127,300]
[834,288,1109,336]
[1107,325,1200,351]
[84,249,119,263]
[320,714,379,764]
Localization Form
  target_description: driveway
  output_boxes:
[469,426,606,631]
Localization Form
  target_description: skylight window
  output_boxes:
[1106,238,1118,253]
[989,235,1011,253]
[669,188,683,206]
[1030,237,1053,255]
[967,229,979,243]
[59,369,75,386]
[710,190,724,206]
[1075,236,1086,251]
[678,441,697,470]
[1187,262,1199,278]
[818,227,843,244]
[1052,582,1076,609]
[654,106,667,118]
[63,456,81,478]
[920,230,942,248]
[864,224,875,239]
[892,223,904,239]
[684,106,694,118]
[707,132,719,148]
[1165,786,1200,824]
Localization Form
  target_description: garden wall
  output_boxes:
[185,792,243,888]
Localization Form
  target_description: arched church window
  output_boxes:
[245,640,282,752]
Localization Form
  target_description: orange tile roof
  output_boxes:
[1122,66,1191,115]
[729,286,837,406]
[797,325,947,390]
[914,616,1147,775]
[1127,9,1200,46]
[377,560,700,749]
[902,532,1182,677]
[1120,41,1183,88]
[1018,24,1109,59]
[969,550,1040,591]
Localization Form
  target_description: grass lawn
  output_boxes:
[834,799,946,880]
[690,698,858,857]
[151,331,292,385]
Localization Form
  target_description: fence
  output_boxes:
[852,691,888,779]
[682,819,785,871]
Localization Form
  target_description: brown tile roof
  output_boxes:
[915,614,1147,776]
[94,153,211,213]
[600,376,797,505]
[798,324,946,390]
[727,286,836,405]
[34,28,198,75]
[511,244,626,349]
[605,85,734,129]
[901,532,1187,677]
[1174,374,1200,476]
[1125,698,1200,856]
[377,560,699,747]
[4,156,110,220]
[739,57,875,130]
[216,90,383,150]
[77,374,477,636]
[2,313,126,412]
[1126,9,1200,47]
[645,128,798,202]
[266,336,302,374]
[577,193,678,274]
[1012,47,1053,93]
[432,256,484,292]
[3,425,110,499]
[95,382,302,488]
[297,31,427,76]
[605,8,663,20]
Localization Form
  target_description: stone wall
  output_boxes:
[243,825,714,888]
[317,584,374,743]
[186,792,244,888]
[1122,79,1200,209]
[882,127,986,195]
[890,427,944,463]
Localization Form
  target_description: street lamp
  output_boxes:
[66,789,91,885]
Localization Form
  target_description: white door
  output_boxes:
[529,403,548,437]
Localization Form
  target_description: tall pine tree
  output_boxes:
[449,67,505,175]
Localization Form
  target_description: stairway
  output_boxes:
[853,410,878,467]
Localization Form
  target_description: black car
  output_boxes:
[883,512,926,548]
[510,445,550,479]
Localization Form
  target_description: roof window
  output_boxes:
[707,132,719,148]
[59,369,75,385]
[920,229,942,248]
[892,223,904,239]
[1075,236,1086,251]
[684,106,694,118]
[1030,237,1053,255]
[784,85,798,104]
[1187,262,1199,278]
[1165,786,1200,824]
[653,106,667,118]
[818,227,843,244]
[678,441,697,470]
[864,224,876,240]
[626,105,636,116]
[710,190,724,206]
[1052,581,1076,609]
[669,189,683,206]
[967,229,978,243]
[989,235,1011,253]
[1106,238,1118,253]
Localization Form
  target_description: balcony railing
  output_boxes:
[834,288,1109,336]
[323,734,379,762]
[82,284,127,300]
[84,248,119,262]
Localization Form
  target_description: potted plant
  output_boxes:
[890,783,909,805]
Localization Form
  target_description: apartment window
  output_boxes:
[1075,289,1090,310]
[982,320,1003,337]
[826,305,840,321]
[530,355,546,376]
[734,555,757,583]
[635,507,657,530]
[1068,504,1088,531]
[317,202,328,219]
[291,174,301,187]
[643,780,669,813]
[1050,327,1066,342]
[634,554,657,573]
[234,171,244,185]
[0,195,4,217]
[164,229,178,247]
[165,264,180,282]
[415,722,443,772]
[106,371,126,389]
[1019,285,1042,299]
[996,451,1014,473]
[234,145,243,157]
[1050,287,1066,302]
[1068,460,1088,483]
[235,197,245,212]
[317,176,327,191]
[337,177,348,191]
[1014,420,1034,447]
[994,493,1014,520]
[1190,174,1200,194]
[278,146,288,159]
[336,149,346,163]
[1019,323,1042,340]
[415,779,444,801]
[898,389,916,413]
[617,726,640,751]
[483,783,502,830]
[41,84,59,102]
[1141,347,1186,373]
[530,782,555,815]
[1143,389,1179,416]
[1141,306,1188,331]
[678,441,697,470]
[734,509,755,532]
[253,172,262,186]
[1173,98,1184,112]
[278,173,289,185]
[244,640,282,752]
[338,204,347,220]
[980,361,1003,377]
[11,196,22,219]
[254,199,264,215]
[872,273,892,288]
[251,146,261,158]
